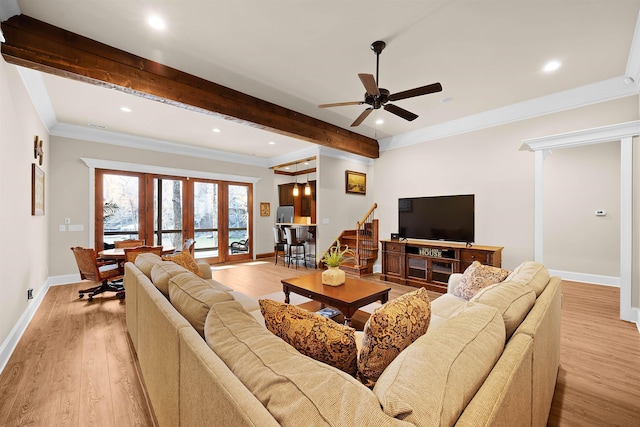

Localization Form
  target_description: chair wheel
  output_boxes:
[117,292,125,300]
[79,293,84,299]
[88,296,93,302]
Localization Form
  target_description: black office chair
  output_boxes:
[284,227,306,268]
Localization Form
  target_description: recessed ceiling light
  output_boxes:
[375,119,384,125]
[120,106,132,113]
[148,16,166,30]
[268,141,275,145]
[212,128,221,133]
[543,60,561,73]
[440,97,453,104]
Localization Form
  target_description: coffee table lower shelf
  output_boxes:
[297,301,372,331]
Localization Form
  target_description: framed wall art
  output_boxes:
[260,202,270,217]
[345,170,366,195]
[32,163,45,216]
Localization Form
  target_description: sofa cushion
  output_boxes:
[472,280,536,338]
[259,299,357,375]
[168,272,233,337]
[453,261,510,300]
[506,261,550,297]
[205,300,405,427]
[150,261,190,297]
[429,293,475,331]
[358,287,431,388]
[134,252,163,278]
[163,251,203,277]
[374,304,506,427]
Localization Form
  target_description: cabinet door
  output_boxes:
[278,183,295,206]
[384,252,404,276]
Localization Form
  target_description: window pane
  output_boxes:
[103,174,139,246]
[228,184,249,254]
[155,178,183,249]
[194,182,219,257]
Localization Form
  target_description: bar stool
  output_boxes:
[284,227,306,268]
[273,227,288,265]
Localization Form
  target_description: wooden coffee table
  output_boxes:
[281,272,391,326]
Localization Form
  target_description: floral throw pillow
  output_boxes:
[453,261,510,301]
[259,299,358,376]
[357,287,431,388]
[162,251,203,277]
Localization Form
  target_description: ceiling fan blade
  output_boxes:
[350,108,373,127]
[318,101,362,108]
[358,73,380,97]
[384,103,418,121]
[389,82,442,102]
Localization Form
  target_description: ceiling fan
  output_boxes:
[318,40,442,127]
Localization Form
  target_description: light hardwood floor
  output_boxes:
[0,260,638,426]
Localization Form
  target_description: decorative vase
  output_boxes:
[322,266,345,286]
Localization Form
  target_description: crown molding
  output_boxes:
[625,10,640,87]
[521,120,640,151]
[80,157,261,184]
[16,67,57,129]
[379,76,638,152]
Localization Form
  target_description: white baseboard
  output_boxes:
[0,279,51,374]
[49,273,81,286]
[547,269,620,287]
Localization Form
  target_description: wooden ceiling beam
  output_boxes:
[1,15,379,159]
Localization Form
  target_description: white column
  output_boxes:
[534,150,546,263]
[620,137,634,322]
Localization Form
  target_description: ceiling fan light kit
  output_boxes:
[319,40,442,127]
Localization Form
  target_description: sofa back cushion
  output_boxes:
[205,300,405,427]
[168,272,233,337]
[374,304,505,427]
[134,252,163,278]
[506,261,550,297]
[150,261,190,297]
[471,280,536,339]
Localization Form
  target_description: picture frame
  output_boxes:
[260,202,270,217]
[32,163,45,216]
[345,170,366,195]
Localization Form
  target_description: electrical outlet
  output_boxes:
[27,288,33,300]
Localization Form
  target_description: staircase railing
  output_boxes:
[355,203,378,268]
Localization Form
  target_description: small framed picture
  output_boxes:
[260,202,270,217]
[345,170,366,195]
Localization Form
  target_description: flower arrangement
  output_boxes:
[321,240,355,267]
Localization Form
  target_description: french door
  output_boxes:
[95,169,252,263]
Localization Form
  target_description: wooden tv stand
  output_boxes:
[381,240,503,293]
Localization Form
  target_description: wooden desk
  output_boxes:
[99,246,175,260]
[281,272,390,326]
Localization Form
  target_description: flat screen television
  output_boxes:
[398,194,475,243]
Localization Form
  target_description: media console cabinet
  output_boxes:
[381,240,503,293]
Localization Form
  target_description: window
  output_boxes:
[95,170,251,262]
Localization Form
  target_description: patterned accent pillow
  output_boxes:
[259,299,357,376]
[162,251,203,277]
[453,261,510,301]
[357,287,431,388]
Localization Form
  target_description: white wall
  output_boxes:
[544,142,620,276]
[316,155,374,256]
[0,60,50,348]
[48,136,278,276]
[373,96,638,272]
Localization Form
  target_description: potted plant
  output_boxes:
[320,240,355,286]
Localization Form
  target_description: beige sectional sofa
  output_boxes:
[124,254,561,426]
